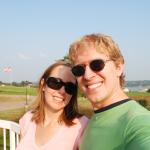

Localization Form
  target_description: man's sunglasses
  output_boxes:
[46,77,77,95]
[72,59,111,77]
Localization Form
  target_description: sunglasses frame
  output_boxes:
[72,59,111,77]
[45,77,77,95]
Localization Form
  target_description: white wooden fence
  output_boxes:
[0,120,20,150]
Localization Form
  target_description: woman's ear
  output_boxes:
[116,63,124,77]
[40,78,45,91]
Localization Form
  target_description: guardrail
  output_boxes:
[0,120,20,150]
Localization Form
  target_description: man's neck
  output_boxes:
[92,91,128,110]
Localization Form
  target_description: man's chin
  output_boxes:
[87,95,102,103]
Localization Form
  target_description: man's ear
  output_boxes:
[116,63,124,77]
[40,78,45,91]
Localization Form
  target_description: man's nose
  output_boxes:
[83,65,95,80]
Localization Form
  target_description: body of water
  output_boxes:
[125,80,150,92]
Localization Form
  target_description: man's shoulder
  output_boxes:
[124,100,150,128]
[126,100,150,117]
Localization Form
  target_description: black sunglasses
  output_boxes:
[46,77,77,95]
[72,59,111,77]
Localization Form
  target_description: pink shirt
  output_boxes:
[16,112,88,150]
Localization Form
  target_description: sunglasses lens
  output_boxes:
[90,59,105,71]
[46,77,76,95]
[65,82,77,95]
[72,65,85,77]
[46,77,62,90]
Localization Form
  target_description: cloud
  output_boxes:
[39,52,48,58]
[17,53,31,60]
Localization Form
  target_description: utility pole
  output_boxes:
[26,86,28,105]
[24,81,28,112]
[25,81,28,105]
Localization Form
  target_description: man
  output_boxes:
[69,33,150,150]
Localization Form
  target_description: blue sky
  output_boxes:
[0,0,150,82]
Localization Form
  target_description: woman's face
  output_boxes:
[43,65,76,113]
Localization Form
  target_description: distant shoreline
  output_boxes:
[125,80,150,91]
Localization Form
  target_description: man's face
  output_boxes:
[73,47,123,109]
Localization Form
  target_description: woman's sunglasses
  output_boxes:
[72,59,111,77]
[46,77,77,95]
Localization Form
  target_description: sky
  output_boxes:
[0,0,150,82]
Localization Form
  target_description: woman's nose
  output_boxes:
[58,85,66,94]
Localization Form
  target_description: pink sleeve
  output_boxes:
[77,116,89,149]
[19,111,32,138]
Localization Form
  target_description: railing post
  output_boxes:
[10,130,16,150]
[3,128,6,150]
[0,120,20,150]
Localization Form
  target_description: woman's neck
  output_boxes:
[43,108,63,127]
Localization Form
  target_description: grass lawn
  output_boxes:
[0,94,27,103]
[0,107,26,122]
[78,97,93,117]
[127,91,150,97]
[0,85,37,96]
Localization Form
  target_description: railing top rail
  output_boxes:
[0,119,20,133]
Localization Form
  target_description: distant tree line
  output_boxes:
[0,81,37,87]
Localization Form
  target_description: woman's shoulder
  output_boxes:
[19,110,34,137]
[79,115,89,123]
[19,110,33,125]
[21,110,33,119]
[74,115,89,126]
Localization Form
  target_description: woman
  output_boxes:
[16,61,88,150]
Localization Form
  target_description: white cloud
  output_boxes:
[39,52,48,58]
[17,53,31,60]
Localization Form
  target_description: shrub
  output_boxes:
[138,99,149,110]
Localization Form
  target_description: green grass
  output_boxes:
[78,97,93,117]
[127,91,150,97]
[0,107,26,122]
[0,94,26,102]
[126,92,150,106]
[0,85,37,96]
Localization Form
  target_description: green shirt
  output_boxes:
[80,100,150,150]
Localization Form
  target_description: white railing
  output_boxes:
[0,120,20,150]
